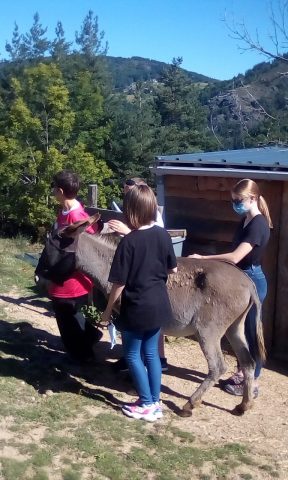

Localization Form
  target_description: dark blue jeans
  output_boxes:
[122,328,161,405]
[242,265,267,379]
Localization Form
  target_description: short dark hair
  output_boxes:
[123,184,157,230]
[52,170,80,199]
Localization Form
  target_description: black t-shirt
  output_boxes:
[108,225,177,332]
[232,214,270,270]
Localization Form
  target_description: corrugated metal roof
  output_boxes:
[155,147,288,168]
[152,147,288,180]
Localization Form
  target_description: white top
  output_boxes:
[112,202,164,228]
[156,210,164,228]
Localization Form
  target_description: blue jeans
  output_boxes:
[122,328,161,405]
[242,265,267,379]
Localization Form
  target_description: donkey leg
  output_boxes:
[225,318,255,416]
[180,333,227,417]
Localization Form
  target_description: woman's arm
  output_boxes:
[188,242,253,265]
[101,283,125,324]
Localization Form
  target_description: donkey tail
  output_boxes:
[249,279,267,364]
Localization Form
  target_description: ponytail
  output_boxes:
[258,195,273,228]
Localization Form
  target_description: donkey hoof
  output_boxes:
[179,408,192,418]
[178,402,193,417]
[231,403,245,416]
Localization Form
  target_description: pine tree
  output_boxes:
[50,21,72,61]
[69,70,111,157]
[155,57,215,153]
[22,13,51,59]
[5,23,26,61]
[75,10,108,58]
[105,82,160,181]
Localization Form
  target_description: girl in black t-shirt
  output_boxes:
[189,178,272,399]
[108,177,168,373]
[102,184,177,422]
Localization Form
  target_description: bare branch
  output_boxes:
[240,81,276,120]
[209,112,224,147]
[224,2,288,63]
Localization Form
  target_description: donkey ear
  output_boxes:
[86,212,101,226]
[60,213,101,238]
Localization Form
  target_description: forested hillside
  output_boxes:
[0,10,287,236]
[201,56,288,149]
[104,56,216,90]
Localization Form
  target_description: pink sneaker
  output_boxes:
[219,371,244,389]
[122,404,158,422]
[122,398,141,410]
[122,400,163,420]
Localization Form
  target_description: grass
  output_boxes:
[0,236,282,480]
[0,236,39,293]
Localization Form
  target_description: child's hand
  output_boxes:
[188,253,202,259]
[108,220,131,235]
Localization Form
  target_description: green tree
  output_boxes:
[75,10,108,58]
[155,57,216,153]
[21,12,51,59]
[50,21,72,61]
[69,70,110,156]
[72,10,110,90]
[105,83,160,182]
[5,23,26,61]
[0,62,114,233]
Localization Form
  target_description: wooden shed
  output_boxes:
[151,146,288,361]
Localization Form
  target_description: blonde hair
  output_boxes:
[123,184,157,230]
[232,179,273,228]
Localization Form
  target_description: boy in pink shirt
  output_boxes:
[49,170,101,362]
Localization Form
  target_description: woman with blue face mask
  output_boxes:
[189,178,273,399]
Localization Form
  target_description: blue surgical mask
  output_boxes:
[232,201,249,215]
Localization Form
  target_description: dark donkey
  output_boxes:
[40,216,266,417]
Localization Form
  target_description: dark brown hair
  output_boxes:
[123,184,157,230]
[52,170,80,199]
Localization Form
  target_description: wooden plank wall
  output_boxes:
[164,175,282,352]
[274,182,288,361]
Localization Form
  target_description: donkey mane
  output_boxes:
[97,232,120,248]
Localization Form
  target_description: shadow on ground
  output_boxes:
[2,291,286,417]
[0,311,210,414]
[0,314,134,410]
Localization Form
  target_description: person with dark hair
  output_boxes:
[51,170,80,199]
[189,178,272,398]
[48,170,102,362]
[102,184,177,421]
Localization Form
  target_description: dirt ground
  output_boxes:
[1,290,288,478]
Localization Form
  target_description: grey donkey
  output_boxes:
[41,215,266,417]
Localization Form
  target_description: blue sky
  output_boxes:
[0,0,280,80]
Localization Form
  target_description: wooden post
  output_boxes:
[88,184,98,207]
[156,174,165,224]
